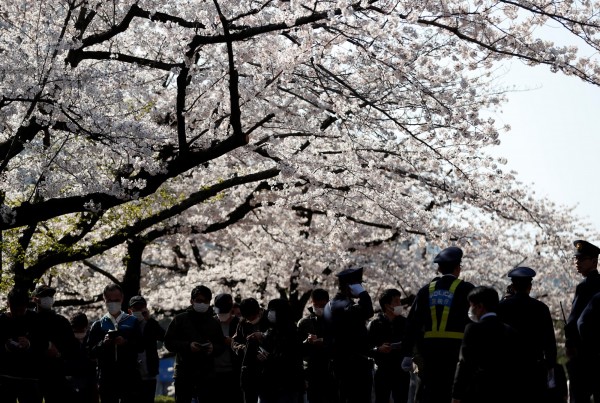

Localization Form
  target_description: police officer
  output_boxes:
[324,266,374,403]
[400,246,475,403]
[497,267,557,403]
[32,285,79,403]
[565,240,600,403]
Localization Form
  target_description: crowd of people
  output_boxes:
[1,239,600,403]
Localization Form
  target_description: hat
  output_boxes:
[433,247,463,265]
[336,267,363,284]
[573,240,600,257]
[129,295,147,308]
[508,267,536,278]
[32,285,56,298]
[214,293,233,314]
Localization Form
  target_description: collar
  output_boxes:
[104,311,127,327]
[480,312,497,320]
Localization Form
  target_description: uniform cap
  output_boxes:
[128,295,147,308]
[433,247,463,264]
[573,240,600,257]
[508,267,536,278]
[336,267,363,284]
[32,285,56,298]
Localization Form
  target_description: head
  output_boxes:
[467,286,499,321]
[266,298,292,326]
[379,288,402,317]
[508,267,535,295]
[128,295,148,321]
[70,312,89,342]
[239,298,261,324]
[190,285,212,314]
[7,288,30,317]
[214,293,234,322]
[336,267,363,295]
[573,240,600,278]
[103,284,124,316]
[32,285,56,311]
[433,246,463,276]
[310,288,329,317]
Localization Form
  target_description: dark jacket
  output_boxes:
[88,312,144,381]
[37,309,79,376]
[368,312,407,371]
[498,293,557,364]
[0,310,47,379]
[324,291,374,360]
[140,317,166,377]
[259,322,304,395]
[452,314,521,403]
[231,315,270,389]
[566,270,600,350]
[164,307,225,379]
[297,310,330,374]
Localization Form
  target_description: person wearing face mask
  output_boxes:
[451,286,522,403]
[368,288,410,403]
[497,267,557,403]
[0,287,46,403]
[128,296,166,403]
[212,293,243,403]
[164,285,225,403]
[297,288,336,403]
[323,266,375,403]
[257,298,304,403]
[87,283,144,403]
[68,312,99,403]
[231,298,270,403]
[399,246,475,403]
[31,284,79,403]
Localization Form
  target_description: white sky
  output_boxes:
[489,59,600,233]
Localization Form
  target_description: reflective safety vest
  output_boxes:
[424,278,464,340]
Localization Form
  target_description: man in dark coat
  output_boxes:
[324,266,375,403]
[128,295,166,403]
[400,246,475,403]
[87,284,144,403]
[0,287,46,403]
[497,267,557,402]
[452,286,521,403]
[32,285,80,403]
[565,240,600,403]
[297,288,337,403]
[164,285,225,403]
[368,288,410,403]
[231,298,270,403]
[212,293,243,403]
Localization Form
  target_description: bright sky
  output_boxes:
[489,59,600,233]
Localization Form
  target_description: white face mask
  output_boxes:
[193,302,210,313]
[106,302,121,315]
[468,307,479,323]
[267,311,277,324]
[217,312,231,322]
[313,307,324,317]
[393,306,403,316]
[131,311,144,321]
[39,297,54,310]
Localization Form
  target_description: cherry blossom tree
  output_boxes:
[0,1,598,319]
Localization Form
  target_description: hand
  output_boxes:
[401,356,413,372]
[190,341,202,353]
[247,332,264,342]
[257,348,269,361]
[47,341,61,358]
[113,336,126,346]
[451,399,461,403]
[378,343,392,354]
